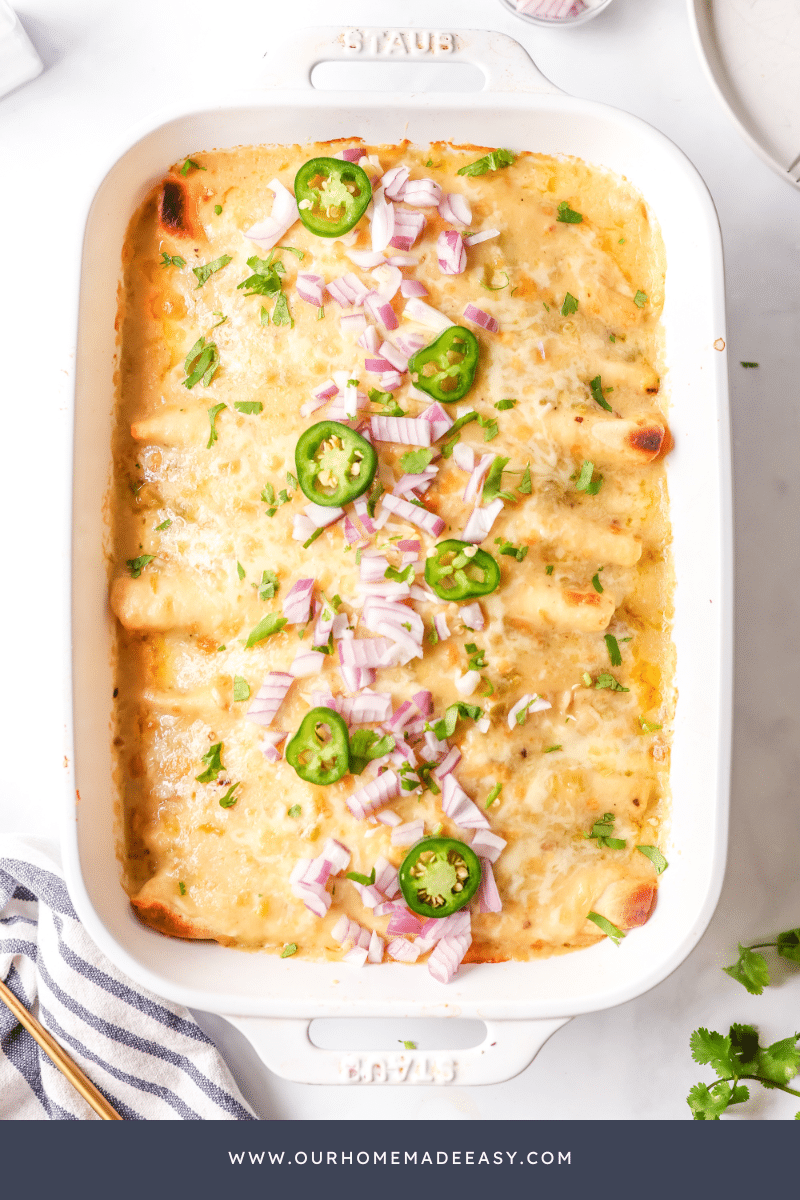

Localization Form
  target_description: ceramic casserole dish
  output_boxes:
[67,27,731,1086]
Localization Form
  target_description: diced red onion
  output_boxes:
[397,538,421,554]
[428,911,472,983]
[378,340,408,371]
[340,147,364,162]
[260,730,287,763]
[357,324,381,353]
[343,945,369,966]
[464,229,500,247]
[412,690,433,717]
[304,502,345,529]
[432,746,461,778]
[437,229,467,275]
[359,553,390,582]
[507,693,552,728]
[393,467,437,498]
[470,829,507,863]
[244,178,299,249]
[313,379,339,401]
[347,769,401,820]
[373,856,399,898]
[390,207,426,245]
[362,599,424,640]
[402,178,442,207]
[369,415,432,445]
[403,297,455,332]
[340,311,367,340]
[365,356,395,374]
[295,273,327,307]
[364,291,399,331]
[387,908,424,936]
[372,263,403,301]
[380,165,409,200]
[367,930,385,963]
[331,915,365,945]
[386,254,419,267]
[352,497,376,534]
[289,651,325,678]
[419,401,454,441]
[282,577,314,624]
[399,279,427,299]
[455,669,480,696]
[347,248,386,268]
[376,809,402,827]
[433,612,451,641]
[292,513,316,543]
[463,303,499,333]
[300,395,328,418]
[343,272,370,305]
[331,612,349,639]
[452,442,475,473]
[387,937,421,962]
[416,909,469,954]
[379,493,445,537]
[321,837,351,875]
[356,581,411,600]
[462,498,504,544]
[338,637,395,669]
[459,601,484,631]
[380,371,403,391]
[246,672,293,727]
[371,187,395,253]
[463,453,496,504]
[351,881,385,908]
[441,774,490,830]
[325,278,353,308]
[343,514,363,545]
[476,859,502,913]
[438,192,472,226]
[375,620,423,665]
[391,819,424,847]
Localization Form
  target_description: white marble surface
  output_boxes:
[2,0,799,1120]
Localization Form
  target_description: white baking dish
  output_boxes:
[66,27,731,1087]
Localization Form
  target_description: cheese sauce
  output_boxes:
[110,141,674,965]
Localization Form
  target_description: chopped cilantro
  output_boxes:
[609,333,616,343]
[482,456,514,503]
[589,375,613,412]
[574,460,603,495]
[604,634,622,666]
[543,302,550,312]
[183,336,220,389]
[235,401,263,414]
[636,845,668,875]
[271,292,293,328]
[126,554,154,578]
[639,716,662,733]
[634,290,647,308]
[587,911,625,945]
[591,572,604,594]
[233,675,250,702]
[155,519,172,531]
[214,204,222,215]
[257,569,279,601]
[400,447,435,475]
[457,148,515,177]
[485,782,502,809]
[545,564,554,575]
[281,943,298,958]
[192,254,232,288]
[261,483,275,506]
[236,561,245,580]
[366,478,384,518]
[303,527,324,549]
[477,414,498,442]
[594,672,629,692]
[494,536,528,562]
[494,398,517,411]
[287,472,298,491]
[180,159,205,176]
[561,292,579,317]
[317,307,324,320]
[544,744,562,753]
[400,1040,417,1050]
[518,463,532,494]
[439,411,478,457]
[260,306,269,326]
[178,881,186,895]
[741,362,759,368]
[278,246,305,260]
[556,201,583,224]
[584,811,626,850]
[245,613,288,647]
[426,701,482,741]
[481,271,509,291]
[287,804,301,818]
[206,402,226,448]
[196,742,224,783]
[238,253,284,298]
[384,564,414,584]
[160,252,186,268]
[219,782,240,808]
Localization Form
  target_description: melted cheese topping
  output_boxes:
[111,140,674,963]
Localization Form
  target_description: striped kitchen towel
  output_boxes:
[0,836,256,1120]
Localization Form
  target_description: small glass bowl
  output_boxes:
[499,0,615,28]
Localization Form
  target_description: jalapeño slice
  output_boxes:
[295,421,378,508]
[399,837,482,918]
[407,326,479,403]
[285,707,350,786]
[424,539,501,601]
[294,157,372,238]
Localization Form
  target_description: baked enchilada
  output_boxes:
[109,140,674,982]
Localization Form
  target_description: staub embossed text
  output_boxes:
[343,29,456,56]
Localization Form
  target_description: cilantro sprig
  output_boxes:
[556,201,583,224]
[583,811,626,850]
[193,254,232,288]
[687,1025,800,1120]
[349,730,395,776]
[573,460,603,495]
[196,742,224,783]
[425,701,482,741]
[723,928,800,995]
[457,148,515,177]
[182,336,220,389]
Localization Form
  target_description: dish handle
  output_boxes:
[224,1015,570,1086]
[265,26,561,96]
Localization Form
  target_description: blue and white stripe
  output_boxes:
[0,838,256,1120]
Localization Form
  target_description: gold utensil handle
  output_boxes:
[0,978,123,1120]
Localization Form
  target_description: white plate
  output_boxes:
[689,0,800,188]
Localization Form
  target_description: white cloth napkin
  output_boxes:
[0,836,256,1121]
